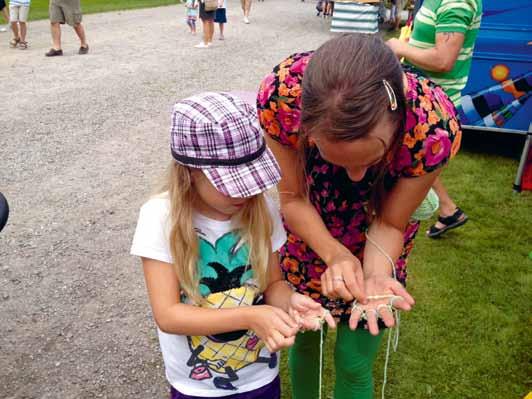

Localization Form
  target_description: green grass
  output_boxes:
[280,135,532,398]
[23,0,178,21]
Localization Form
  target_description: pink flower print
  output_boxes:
[415,105,428,125]
[393,145,412,172]
[284,74,299,88]
[406,73,418,101]
[330,226,344,237]
[290,56,310,75]
[325,201,336,212]
[257,73,276,106]
[278,106,301,135]
[405,108,417,131]
[424,128,452,167]
[433,86,457,118]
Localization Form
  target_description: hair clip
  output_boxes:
[382,79,398,111]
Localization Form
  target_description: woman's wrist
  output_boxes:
[321,239,352,265]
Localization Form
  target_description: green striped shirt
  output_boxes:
[408,0,482,106]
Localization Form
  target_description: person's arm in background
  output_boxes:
[266,136,367,303]
[386,1,476,72]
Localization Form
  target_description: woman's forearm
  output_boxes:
[363,220,405,278]
[264,280,294,312]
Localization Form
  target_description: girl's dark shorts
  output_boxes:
[199,2,216,20]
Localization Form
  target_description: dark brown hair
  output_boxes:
[300,34,406,216]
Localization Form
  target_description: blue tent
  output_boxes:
[458,0,531,190]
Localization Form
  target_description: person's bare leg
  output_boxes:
[51,22,61,49]
[73,22,87,47]
[19,21,26,42]
[11,21,19,40]
[207,20,214,44]
[202,19,209,44]
[219,23,224,39]
[430,176,466,232]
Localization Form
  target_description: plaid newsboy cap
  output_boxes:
[170,92,281,198]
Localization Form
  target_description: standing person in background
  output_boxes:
[214,0,226,40]
[9,0,31,49]
[388,0,403,31]
[0,0,9,32]
[330,0,380,34]
[185,0,198,35]
[387,0,482,238]
[45,0,89,57]
[195,0,215,48]
[241,0,251,24]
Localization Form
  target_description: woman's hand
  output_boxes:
[321,249,367,303]
[348,274,415,335]
[288,293,336,331]
[247,305,300,352]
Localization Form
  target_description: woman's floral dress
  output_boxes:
[257,52,462,321]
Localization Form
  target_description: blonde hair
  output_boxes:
[156,162,273,304]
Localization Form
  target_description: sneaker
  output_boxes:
[194,42,210,48]
[0,26,7,33]
[79,45,89,55]
[45,48,63,57]
[243,16,250,24]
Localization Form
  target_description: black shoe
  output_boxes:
[78,45,89,55]
[427,208,469,238]
[45,48,63,57]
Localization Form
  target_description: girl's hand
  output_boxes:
[321,249,366,303]
[288,293,336,331]
[348,274,415,335]
[247,305,299,352]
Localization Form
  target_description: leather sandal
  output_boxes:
[9,37,20,48]
[427,207,468,238]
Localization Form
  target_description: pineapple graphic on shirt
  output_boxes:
[186,232,277,391]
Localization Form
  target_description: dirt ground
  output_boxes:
[0,2,335,398]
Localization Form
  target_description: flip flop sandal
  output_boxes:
[18,41,28,49]
[9,37,20,48]
[427,207,468,238]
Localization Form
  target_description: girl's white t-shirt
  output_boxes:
[131,193,287,397]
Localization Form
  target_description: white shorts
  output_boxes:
[9,5,30,23]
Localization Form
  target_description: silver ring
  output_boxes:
[333,276,344,282]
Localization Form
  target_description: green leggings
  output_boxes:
[288,322,383,399]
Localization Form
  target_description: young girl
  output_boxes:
[185,0,198,34]
[131,92,334,399]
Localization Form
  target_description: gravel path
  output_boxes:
[0,2,335,398]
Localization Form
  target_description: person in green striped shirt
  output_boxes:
[386,0,482,238]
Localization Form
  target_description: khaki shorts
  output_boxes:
[49,0,83,26]
[10,5,30,23]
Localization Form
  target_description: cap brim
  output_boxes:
[202,147,282,198]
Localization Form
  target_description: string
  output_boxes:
[314,234,403,399]
[318,325,323,399]
[365,233,402,399]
